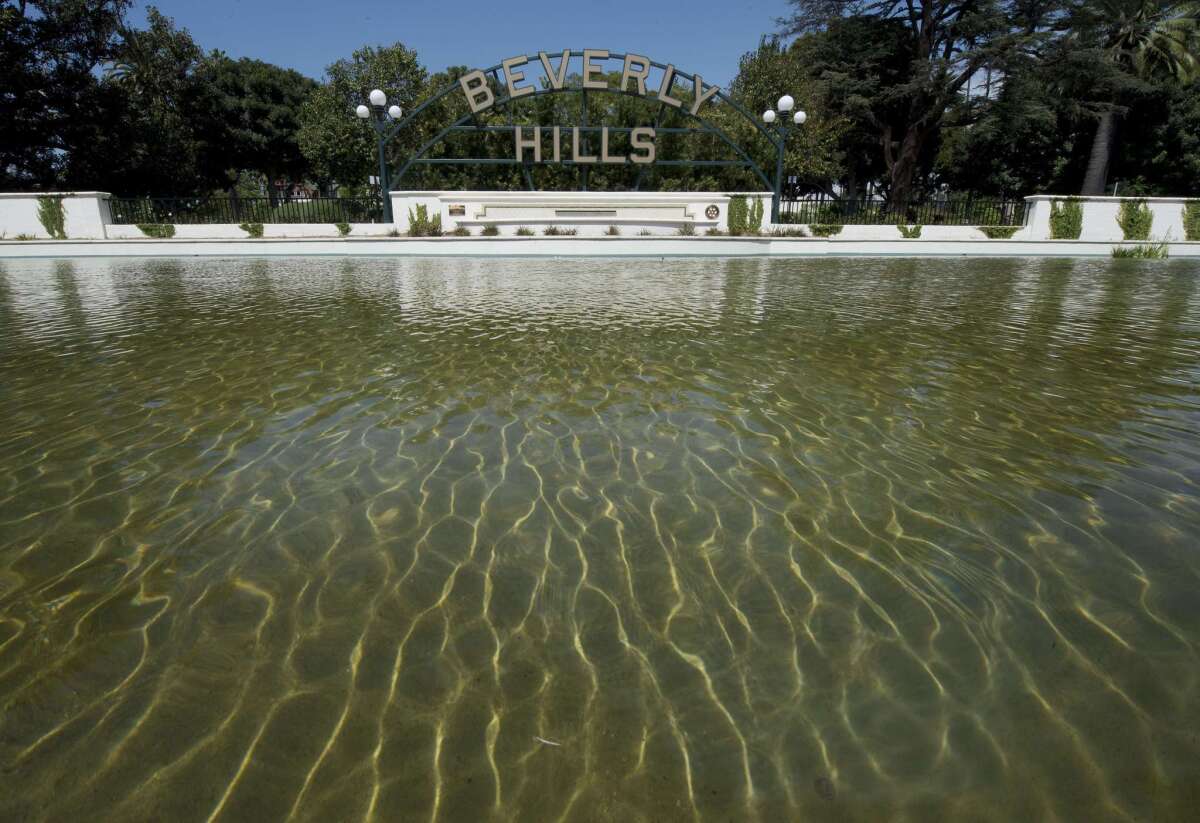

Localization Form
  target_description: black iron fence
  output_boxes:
[779,196,1027,227]
[108,195,384,225]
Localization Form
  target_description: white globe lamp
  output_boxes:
[388,104,402,120]
[369,88,387,107]
[762,109,777,124]
[355,104,370,119]
[794,110,807,125]
[777,94,794,113]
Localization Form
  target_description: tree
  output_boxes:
[725,39,848,194]
[779,0,1065,203]
[194,55,318,196]
[297,43,428,189]
[0,0,129,188]
[1069,0,1200,195]
[784,17,913,197]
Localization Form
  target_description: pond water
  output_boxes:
[1,256,1198,821]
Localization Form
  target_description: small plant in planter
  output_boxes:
[897,225,923,238]
[481,225,500,236]
[980,226,1020,239]
[605,225,621,236]
[336,222,351,237]
[449,226,472,236]
[637,229,653,236]
[515,226,535,236]
[769,226,808,237]
[705,227,726,236]
[239,222,264,238]
[543,226,578,235]
[137,223,176,239]
[810,224,843,237]
[407,204,443,237]
[677,222,697,236]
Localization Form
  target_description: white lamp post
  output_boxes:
[762,94,808,223]
[355,89,404,223]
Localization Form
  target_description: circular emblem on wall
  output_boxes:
[705,205,720,219]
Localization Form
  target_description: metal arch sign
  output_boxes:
[388,48,776,191]
[457,49,722,165]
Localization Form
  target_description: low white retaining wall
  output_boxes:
[1025,196,1197,241]
[104,223,393,239]
[0,191,111,239]
[3,190,1196,245]
[391,190,772,235]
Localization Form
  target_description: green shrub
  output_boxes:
[407,204,442,237]
[637,229,653,236]
[1049,198,1083,240]
[1112,241,1169,259]
[239,222,264,238]
[1117,199,1153,241]
[770,226,808,237]
[37,196,66,239]
[705,227,726,236]
[605,225,621,236]
[810,224,843,237]
[677,222,697,236]
[387,228,401,237]
[542,226,577,235]
[981,225,1020,239]
[1183,202,1200,241]
[898,224,923,239]
[749,197,764,233]
[481,225,500,236]
[14,233,37,241]
[137,223,176,239]
[336,222,351,237]
[515,226,534,236]
[727,195,748,235]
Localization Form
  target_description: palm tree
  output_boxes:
[1076,0,1200,195]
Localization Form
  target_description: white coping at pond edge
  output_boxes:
[2,236,1198,259]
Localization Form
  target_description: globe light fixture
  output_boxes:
[369,88,387,107]
[761,93,809,224]
[388,104,403,120]
[356,104,370,119]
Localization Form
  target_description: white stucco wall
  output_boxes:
[1024,196,1196,241]
[0,192,111,239]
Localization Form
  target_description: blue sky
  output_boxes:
[129,0,791,87]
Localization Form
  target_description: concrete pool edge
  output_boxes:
[2,236,1198,259]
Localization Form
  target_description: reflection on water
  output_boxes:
[1,257,1199,821]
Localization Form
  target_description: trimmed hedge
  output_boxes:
[1183,202,1200,241]
[1117,199,1153,241]
[1049,198,1083,240]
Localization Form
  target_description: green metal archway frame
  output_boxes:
[379,50,781,193]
